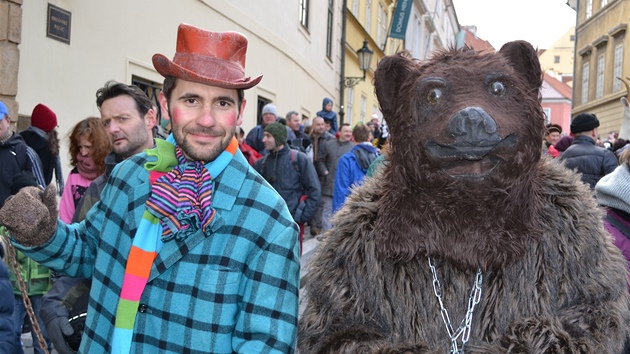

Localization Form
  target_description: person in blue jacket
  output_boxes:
[333,123,379,212]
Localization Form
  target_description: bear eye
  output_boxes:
[489,81,507,96]
[427,88,443,105]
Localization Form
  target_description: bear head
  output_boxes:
[373,41,545,271]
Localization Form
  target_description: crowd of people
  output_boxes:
[0,23,387,353]
[3,22,629,354]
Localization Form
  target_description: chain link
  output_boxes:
[428,256,482,354]
[2,234,50,354]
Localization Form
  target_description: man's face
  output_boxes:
[0,116,10,138]
[288,114,301,131]
[161,79,244,162]
[339,125,353,142]
[263,112,276,125]
[262,132,279,151]
[101,95,156,158]
[546,131,560,145]
[312,118,326,135]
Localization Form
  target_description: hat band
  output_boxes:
[172,53,245,82]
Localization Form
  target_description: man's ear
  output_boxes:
[145,106,158,130]
[237,98,247,126]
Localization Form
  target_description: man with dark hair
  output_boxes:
[40,81,157,353]
[254,122,320,249]
[317,122,354,232]
[2,24,299,353]
[559,113,618,188]
[333,123,379,212]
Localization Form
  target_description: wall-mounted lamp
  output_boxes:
[343,39,374,88]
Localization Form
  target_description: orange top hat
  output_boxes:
[152,23,262,90]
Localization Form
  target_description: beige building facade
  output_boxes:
[570,0,628,138]
[2,0,344,170]
[538,26,576,82]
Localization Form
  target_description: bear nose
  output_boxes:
[448,107,501,146]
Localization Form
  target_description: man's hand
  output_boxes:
[46,316,77,354]
[0,185,58,246]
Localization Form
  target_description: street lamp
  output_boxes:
[343,39,374,88]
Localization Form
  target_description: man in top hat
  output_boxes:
[0,23,300,353]
[559,113,618,188]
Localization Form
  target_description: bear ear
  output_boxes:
[375,52,415,116]
[499,40,543,91]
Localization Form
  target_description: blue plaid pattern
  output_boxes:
[14,150,300,353]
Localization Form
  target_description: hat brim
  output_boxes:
[153,54,262,90]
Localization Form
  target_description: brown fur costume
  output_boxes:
[298,41,630,353]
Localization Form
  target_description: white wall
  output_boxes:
[17,0,342,171]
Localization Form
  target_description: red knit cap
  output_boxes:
[31,104,58,132]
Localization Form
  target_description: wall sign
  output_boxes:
[47,4,71,44]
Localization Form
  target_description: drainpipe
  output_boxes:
[339,0,348,124]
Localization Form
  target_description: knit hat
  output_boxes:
[262,103,278,118]
[31,104,58,132]
[595,163,630,214]
[570,113,599,134]
[264,122,287,145]
[0,100,7,120]
[554,135,574,152]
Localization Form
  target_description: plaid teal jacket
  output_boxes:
[15,149,300,353]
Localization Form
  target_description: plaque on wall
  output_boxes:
[47,4,71,44]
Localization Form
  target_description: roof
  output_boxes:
[463,29,494,51]
[541,73,572,100]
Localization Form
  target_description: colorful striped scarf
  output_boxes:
[111,135,238,354]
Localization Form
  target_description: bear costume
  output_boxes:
[298,41,630,353]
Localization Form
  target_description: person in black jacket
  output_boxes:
[0,243,19,353]
[20,103,64,194]
[254,122,320,250]
[559,113,618,189]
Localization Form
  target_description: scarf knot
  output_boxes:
[146,147,215,242]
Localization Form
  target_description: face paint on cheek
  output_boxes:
[170,107,185,125]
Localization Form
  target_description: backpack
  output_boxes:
[261,149,300,177]
[288,138,313,162]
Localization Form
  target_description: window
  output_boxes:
[326,0,333,59]
[581,62,590,104]
[382,11,388,49]
[132,76,163,124]
[554,56,560,64]
[596,54,605,99]
[586,0,593,18]
[347,87,355,123]
[360,95,367,122]
[614,44,624,92]
[352,0,358,16]
[366,0,372,34]
[602,0,608,7]
[300,0,309,29]
[543,108,551,125]
[377,4,383,48]
[570,35,575,41]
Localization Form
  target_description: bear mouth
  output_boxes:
[442,156,500,178]
[425,134,517,178]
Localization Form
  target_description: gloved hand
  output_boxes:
[46,316,77,354]
[0,184,58,246]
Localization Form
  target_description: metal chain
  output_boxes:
[2,234,50,354]
[428,256,483,354]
